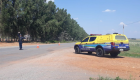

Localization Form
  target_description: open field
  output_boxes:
[119,40,140,58]
[129,40,140,42]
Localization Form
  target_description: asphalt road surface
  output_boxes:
[0,43,75,65]
[0,43,97,80]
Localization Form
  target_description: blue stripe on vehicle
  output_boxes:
[79,43,129,52]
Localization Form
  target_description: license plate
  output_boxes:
[118,46,126,48]
[119,49,123,51]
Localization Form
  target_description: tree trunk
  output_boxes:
[11,37,12,42]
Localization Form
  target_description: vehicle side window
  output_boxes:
[89,37,96,42]
[82,37,89,42]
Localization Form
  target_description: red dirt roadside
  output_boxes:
[31,47,140,80]
[64,52,140,80]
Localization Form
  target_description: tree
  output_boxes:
[0,0,3,37]
[1,0,88,42]
[2,0,23,40]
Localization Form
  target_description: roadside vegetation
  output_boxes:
[44,40,79,43]
[0,0,88,42]
[89,76,125,80]
[118,40,140,58]
[89,75,135,80]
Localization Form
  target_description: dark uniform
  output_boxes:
[18,33,25,50]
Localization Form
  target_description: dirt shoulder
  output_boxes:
[64,50,140,80]
[33,48,140,80]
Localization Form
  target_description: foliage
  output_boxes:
[89,76,127,80]
[1,0,88,41]
[45,40,58,43]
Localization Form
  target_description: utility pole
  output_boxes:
[123,25,124,34]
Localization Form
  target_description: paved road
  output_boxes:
[0,43,75,65]
[0,43,98,80]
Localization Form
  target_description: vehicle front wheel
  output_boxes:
[75,46,81,54]
[96,48,104,57]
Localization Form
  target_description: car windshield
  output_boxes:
[115,35,126,40]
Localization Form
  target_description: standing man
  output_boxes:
[18,32,25,50]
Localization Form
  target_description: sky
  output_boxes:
[47,0,140,38]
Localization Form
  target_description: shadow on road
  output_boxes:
[73,52,124,58]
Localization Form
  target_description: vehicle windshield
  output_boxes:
[115,35,127,40]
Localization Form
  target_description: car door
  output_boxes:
[80,37,90,51]
[87,37,97,51]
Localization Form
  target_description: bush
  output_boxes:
[45,40,58,43]
[89,76,126,80]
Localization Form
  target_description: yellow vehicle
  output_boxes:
[74,33,130,57]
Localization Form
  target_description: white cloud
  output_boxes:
[73,18,78,20]
[119,22,127,26]
[100,20,102,22]
[102,9,116,12]
[46,0,54,3]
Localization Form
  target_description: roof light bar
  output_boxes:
[113,33,118,34]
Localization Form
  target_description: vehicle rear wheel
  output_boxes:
[96,48,104,57]
[88,52,92,54]
[110,52,120,57]
[75,46,81,54]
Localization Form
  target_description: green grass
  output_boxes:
[89,76,126,80]
[89,75,135,80]
[118,41,140,58]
